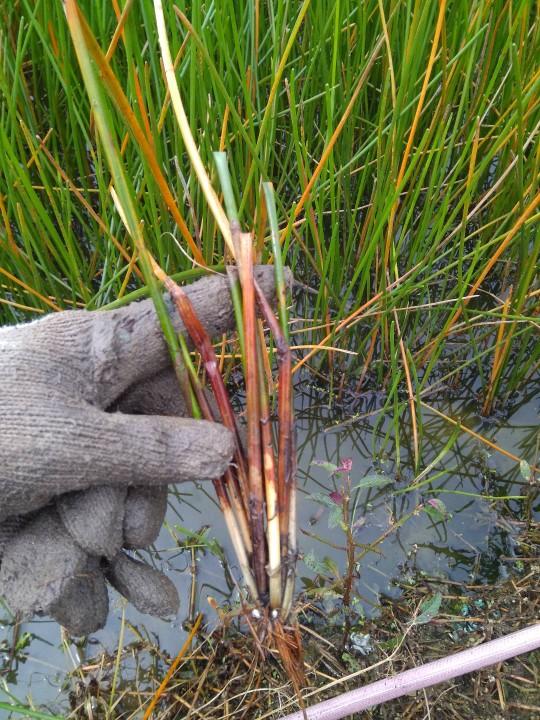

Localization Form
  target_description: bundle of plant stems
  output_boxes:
[152,178,304,686]
[159,216,304,681]
[155,173,300,620]
[63,0,304,684]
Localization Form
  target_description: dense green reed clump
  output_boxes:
[1,1,539,452]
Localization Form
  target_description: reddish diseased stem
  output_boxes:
[255,281,294,560]
[149,263,256,595]
[186,366,252,555]
[163,277,250,505]
[282,417,298,617]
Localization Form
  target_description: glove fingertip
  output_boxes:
[49,561,109,636]
[106,551,179,617]
[123,485,168,548]
[57,486,127,560]
[164,419,235,484]
[0,509,88,618]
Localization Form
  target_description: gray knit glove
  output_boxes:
[0,267,280,635]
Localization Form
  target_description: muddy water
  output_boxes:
[1,380,538,714]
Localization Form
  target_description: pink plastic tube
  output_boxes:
[282,624,540,720]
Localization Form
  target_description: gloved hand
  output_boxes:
[0,267,283,635]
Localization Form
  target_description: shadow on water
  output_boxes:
[1,377,539,714]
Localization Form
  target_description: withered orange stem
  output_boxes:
[142,613,202,720]
[238,235,268,599]
[162,275,250,501]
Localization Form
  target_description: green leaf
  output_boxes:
[342,652,362,672]
[311,460,339,474]
[306,492,340,508]
[423,499,451,521]
[379,636,403,650]
[324,557,341,578]
[352,473,393,491]
[520,459,532,482]
[303,553,340,579]
[412,593,443,625]
[174,524,211,543]
[303,551,328,575]
[0,703,64,720]
[328,504,343,529]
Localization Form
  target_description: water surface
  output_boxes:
[1,380,538,715]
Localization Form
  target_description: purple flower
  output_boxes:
[336,458,353,473]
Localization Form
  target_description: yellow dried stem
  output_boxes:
[153,0,233,253]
